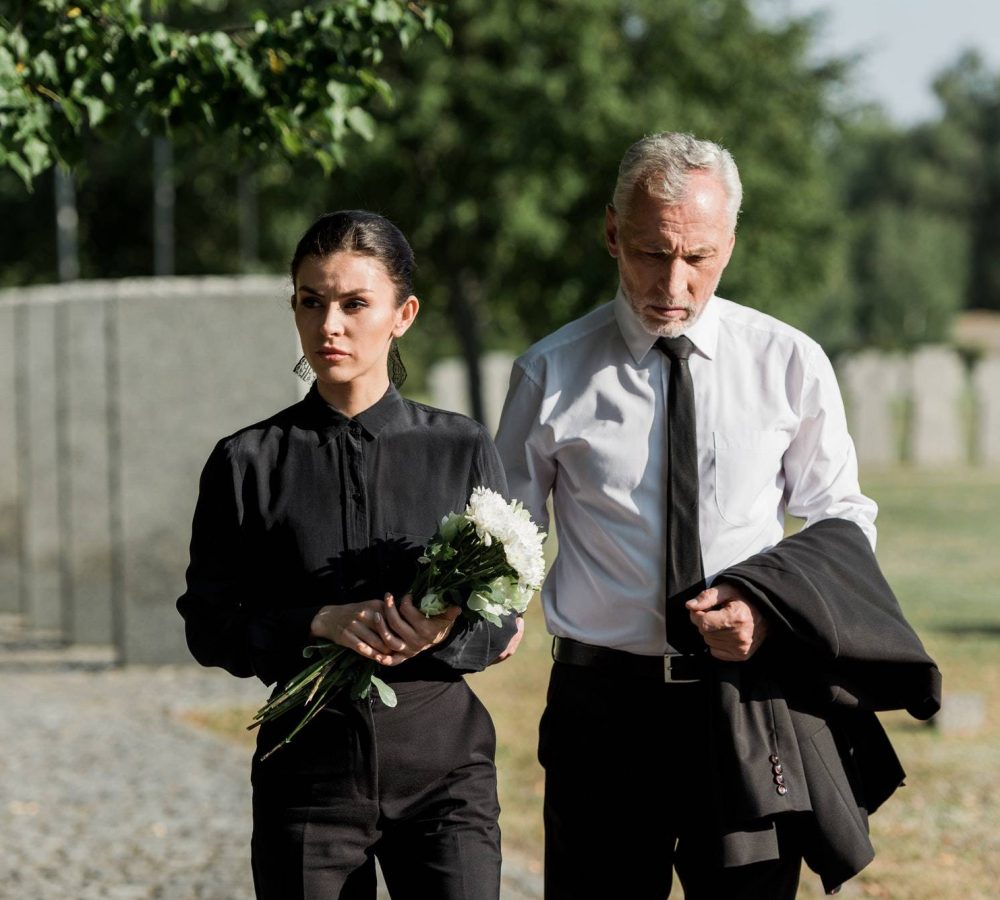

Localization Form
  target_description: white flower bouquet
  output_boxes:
[251,487,546,760]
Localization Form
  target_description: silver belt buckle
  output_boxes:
[663,652,700,684]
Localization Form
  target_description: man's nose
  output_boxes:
[662,259,688,298]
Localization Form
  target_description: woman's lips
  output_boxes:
[316,347,349,359]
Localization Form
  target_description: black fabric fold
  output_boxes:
[708,517,941,893]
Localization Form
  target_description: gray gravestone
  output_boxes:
[0,304,18,613]
[482,351,515,436]
[972,354,1000,466]
[428,352,516,435]
[62,298,115,646]
[933,691,986,735]
[909,346,967,465]
[17,297,63,632]
[428,357,469,418]
[840,350,906,466]
[111,277,297,664]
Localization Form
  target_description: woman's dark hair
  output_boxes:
[290,210,415,305]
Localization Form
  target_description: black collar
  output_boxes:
[301,382,403,438]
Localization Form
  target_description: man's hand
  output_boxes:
[488,615,525,666]
[686,583,769,662]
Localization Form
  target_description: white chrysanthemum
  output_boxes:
[464,488,511,545]
[464,488,546,588]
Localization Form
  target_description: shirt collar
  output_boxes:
[613,286,721,364]
[303,382,403,438]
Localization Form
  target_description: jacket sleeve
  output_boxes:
[176,440,320,686]
[424,424,519,673]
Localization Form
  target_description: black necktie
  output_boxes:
[656,336,705,653]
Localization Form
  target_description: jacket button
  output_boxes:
[772,764,783,775]
[776,784,788,796]
[774,774,785,786]
[769,754,780,765]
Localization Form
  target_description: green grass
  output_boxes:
[188,467,1000,896]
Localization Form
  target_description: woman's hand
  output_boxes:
[488,615,525,666]
[309,594,461,666]
[379,593,462,664]
[310,600,407,666]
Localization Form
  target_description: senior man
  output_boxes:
[495,132,938,898]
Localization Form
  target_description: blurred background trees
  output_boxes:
[3,0,1000,412]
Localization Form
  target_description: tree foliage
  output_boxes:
[834,51,1000,348]
[297,0,848,414]
[0,0,447,187]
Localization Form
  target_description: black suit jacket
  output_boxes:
[709,518,941,893]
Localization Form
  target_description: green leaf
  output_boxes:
[22,137,49,171]
[4,150,33,188]
[81,95,106,126]
[345,105,375,141]
[279,124,303,155]
[432,19,454,47]
[370,675,398,708]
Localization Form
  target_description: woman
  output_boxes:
[177,210,521,899]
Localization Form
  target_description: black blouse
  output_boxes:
[177,384,517,687]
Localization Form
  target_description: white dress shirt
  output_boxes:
[495,289,877,656]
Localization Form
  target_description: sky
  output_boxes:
[759,0,1000,125]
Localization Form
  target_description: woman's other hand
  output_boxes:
[379,593,461,664]
[489,615,525,666]
[310,600,407,665]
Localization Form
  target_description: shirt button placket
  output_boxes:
[346,425,368,548]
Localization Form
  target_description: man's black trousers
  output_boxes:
[539,660,803,899]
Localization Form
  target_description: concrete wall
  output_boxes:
[0,277,298,663]
[0,305,18,614]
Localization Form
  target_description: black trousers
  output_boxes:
[251,678,501,900]
[539,661,803,899]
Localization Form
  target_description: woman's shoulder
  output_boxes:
[210,396,311,462]
[397,397,493,441]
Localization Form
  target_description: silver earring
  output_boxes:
[293,355,316,384]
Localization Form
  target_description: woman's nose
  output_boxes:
[321,308,345,336]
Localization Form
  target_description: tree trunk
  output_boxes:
[152,138,175,276]
[448,271,485,424]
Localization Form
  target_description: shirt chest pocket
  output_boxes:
[712,430,789,526]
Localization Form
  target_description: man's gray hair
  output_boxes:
[612,132,743,232]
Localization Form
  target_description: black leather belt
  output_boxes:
[552,636,706,683]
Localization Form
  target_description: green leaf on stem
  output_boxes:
[370,675,398,708]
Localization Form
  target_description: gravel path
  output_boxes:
[0,663,542,899]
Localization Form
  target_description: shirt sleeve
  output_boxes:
[494,360,555,532]
[425,424,519,673]
[783,346,878,549]
[176,440,320,686]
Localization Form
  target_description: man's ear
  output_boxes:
[605,204,620,258]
